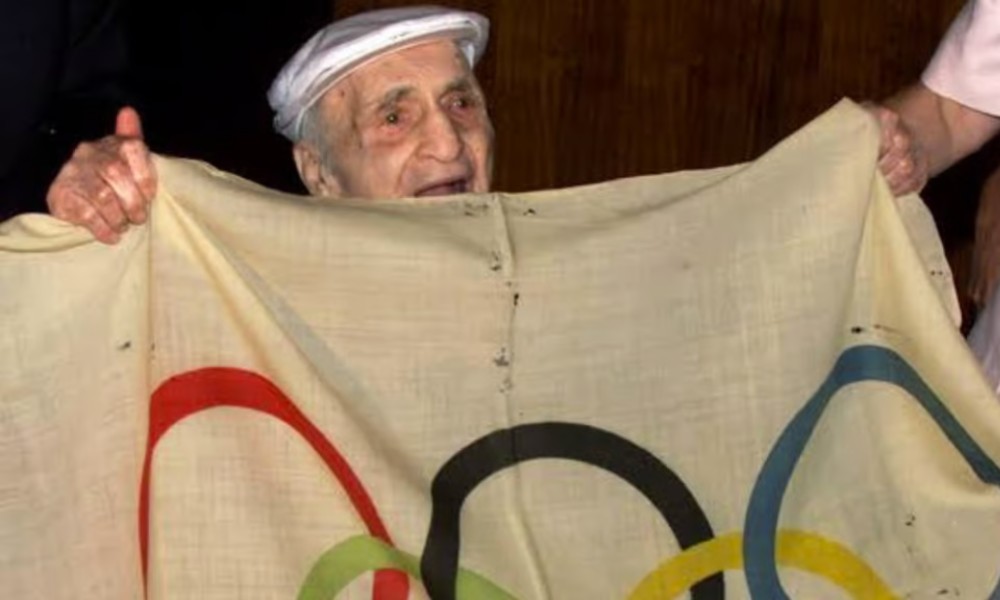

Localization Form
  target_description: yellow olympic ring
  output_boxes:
[628,530,897,600]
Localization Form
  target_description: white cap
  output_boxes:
[268,6,490,141]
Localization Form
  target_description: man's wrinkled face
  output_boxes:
[299,39,494,199]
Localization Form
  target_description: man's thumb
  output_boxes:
[115,106,144,139]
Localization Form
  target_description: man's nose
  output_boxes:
[418,108,463,162]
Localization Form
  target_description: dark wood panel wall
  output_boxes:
[336,0,964,192]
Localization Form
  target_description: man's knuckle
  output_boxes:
[77,205,99,224]
[106,211,127,228]
[49,200,70,220]
[121,138,145,153]
[100,161,127,181]
[77,140,100,155]
[138,174,156,194]
[98,134,124,148]
[60,162,82,179]
[96,189,122,211]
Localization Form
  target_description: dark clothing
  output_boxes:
[0,0,127,221]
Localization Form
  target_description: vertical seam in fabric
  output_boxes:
[488,192,552,599]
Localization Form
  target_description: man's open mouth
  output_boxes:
[414,178,470,197]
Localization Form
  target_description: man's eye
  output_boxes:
[449,96,475,111]
[384,112,400,125]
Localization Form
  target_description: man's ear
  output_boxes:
[292,143,343,197]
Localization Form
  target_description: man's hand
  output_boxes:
[46,107,157,244]
[866,103,929,197]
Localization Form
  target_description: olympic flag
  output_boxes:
[3,100,1000,599]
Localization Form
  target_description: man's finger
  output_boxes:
[877,132,927,196]
[76,200,121,245]
[879,150,901,174]
[115,106,144,139]
[862,102,890,153]
[885,163,919,196]
[92,184,129,231]
[99,160,146,226]
[873,106,897,156]
[118,138,157,215]
[892,132,911,152]
[885,170,905,194]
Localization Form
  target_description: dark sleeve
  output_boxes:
[0,0,128,221]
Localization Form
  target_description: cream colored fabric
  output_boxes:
[2,100,1000,599]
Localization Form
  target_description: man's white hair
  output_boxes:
[297,102,336,172]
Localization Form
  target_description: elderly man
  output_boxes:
[44,5,920,244]
[45,6,493,244]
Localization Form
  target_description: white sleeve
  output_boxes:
[923,0,1000,117]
